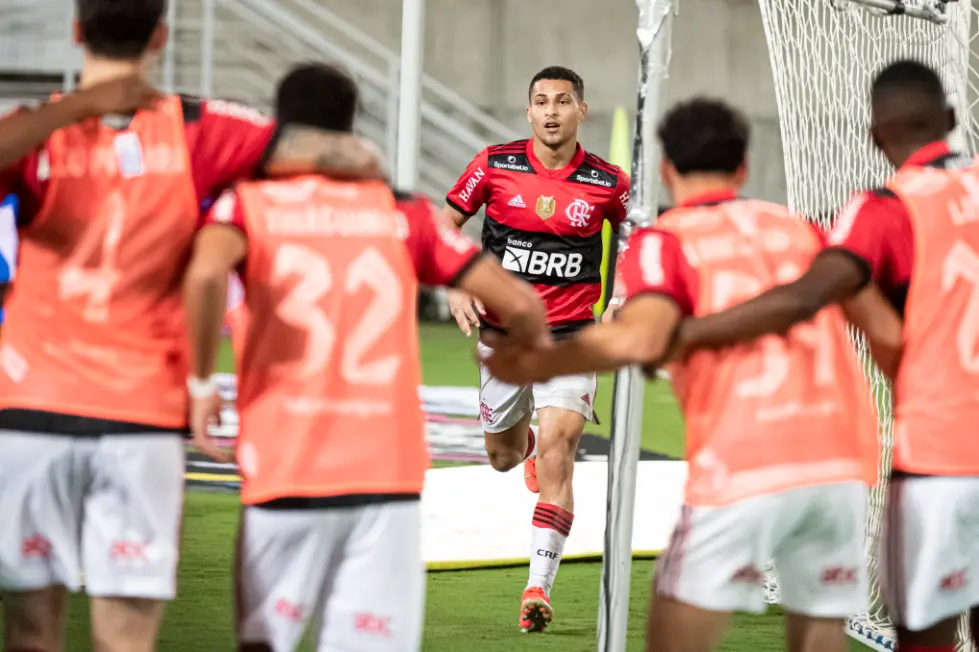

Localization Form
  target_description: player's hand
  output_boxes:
[479,335,549,385]
[601,298,623,324]
[189,390,234,463]
[447,289,484,337]
[73,74,162,117]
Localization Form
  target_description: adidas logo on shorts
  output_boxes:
[508,194,526,208]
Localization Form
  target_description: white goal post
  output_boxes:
[758,1,979,651]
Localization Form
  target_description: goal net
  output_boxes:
[757,1,979,650]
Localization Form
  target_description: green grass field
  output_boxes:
[0,322,872,651]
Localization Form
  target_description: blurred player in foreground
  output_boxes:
[0,1,384,650]
[484,98,895,652]
[184,63,549,652]
[442,65,630,631]
[675,60,979,652]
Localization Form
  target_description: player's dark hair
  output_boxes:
[75,0,166,59]
[872,59,945,106]
[657,97,750,175]
[529,66,585,101]
[276,63,358,133]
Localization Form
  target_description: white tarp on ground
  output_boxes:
[422,461,687,569]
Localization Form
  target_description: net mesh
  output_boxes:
[756,1,979,650]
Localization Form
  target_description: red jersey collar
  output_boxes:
[526,138,586,178]
[678,189,738,207]
[903,140,950,168]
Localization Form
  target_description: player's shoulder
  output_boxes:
[181,95,272,128]
[567,150,624,192]
[484,139,533,174]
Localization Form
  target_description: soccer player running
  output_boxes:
[183,63,550,652]
[442,65,630,631]
[0,2,382,651]
[672,60,979,652]
[483,98,894,652]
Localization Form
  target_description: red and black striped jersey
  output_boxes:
[446,138,629,333]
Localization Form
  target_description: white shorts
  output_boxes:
[477,341,597,434]
[236,500,425,652]
[880,474,979,632]
[656,481,868,617]
[0,431,184,599]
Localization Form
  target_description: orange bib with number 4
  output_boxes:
[659,200,879,507]
[889,160,979,475]
[0,96,198,427]
[233,176,427,504]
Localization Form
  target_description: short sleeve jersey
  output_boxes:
[0,96,276,227]
[826,141,957,316]
[446,138,629,334]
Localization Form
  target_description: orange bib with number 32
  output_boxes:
[658,200,879,507]
[232,176,428,504]
[888,160,979,475]
[0,96,198,427]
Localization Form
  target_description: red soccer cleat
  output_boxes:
[519,586,553,633]
[524,457,539,493]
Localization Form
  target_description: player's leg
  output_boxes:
[879,475,979,652]
[83,433,184,652]
[774,482,868,652]
[517,372,596,632]
[0,431,86,652]
[648,496,775,652]
[315,500,425,652]
[477,341,536,474]
[236,506,344,652]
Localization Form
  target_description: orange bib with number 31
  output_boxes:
[889,160,979,475]
[659,200,879,507]
[232,176,428,504]
[0,96,198,427]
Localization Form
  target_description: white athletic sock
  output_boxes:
[527,502,573,596]
[524,426,538,461]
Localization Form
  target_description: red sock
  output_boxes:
[897,644,956,652]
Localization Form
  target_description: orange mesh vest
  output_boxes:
[233,176,428,505]
[0,96,197,427]
[888,160,979,475]
[661,200,879,507]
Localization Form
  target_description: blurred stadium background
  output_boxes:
[2,0,976,650]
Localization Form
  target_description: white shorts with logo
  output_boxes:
[0,431,184,599]
[477,341,597,433]
[880,474,979,631]
[236,500,425,652]
[655,482,868,617]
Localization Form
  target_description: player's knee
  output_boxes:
[485,443,522,472]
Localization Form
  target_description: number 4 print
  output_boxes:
[272,244,404,383]
[58,191,126,323]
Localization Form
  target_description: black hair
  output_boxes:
[657,97,750,175]
[276,63,358,133]
[872,59,946,106]
[528,66,584,101]
[76,0,166,59]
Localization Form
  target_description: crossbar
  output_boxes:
[842,0,954,23]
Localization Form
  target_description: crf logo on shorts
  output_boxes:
[110,541,147,565]
[355,612,392,637]
[275,598,304,622]
[731,565,764,585]
[820,566,858,585]
[22,535,51,558]
[480,401,495,424]
[940,569,968,591]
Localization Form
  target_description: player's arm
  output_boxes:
[402,191,549,348]
[0,74,160,168]
[483,228,691,384]
[183,190,247,462]
[841,285,904,379]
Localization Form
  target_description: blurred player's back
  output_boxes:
[231,175,428,503]
[658,199,879,506]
